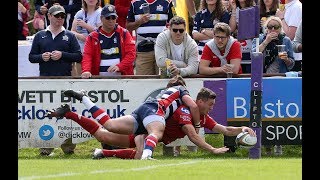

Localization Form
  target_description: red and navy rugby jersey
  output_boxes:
[161,105,218,145]
[155,85,189,120]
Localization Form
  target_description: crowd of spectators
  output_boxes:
[21,0,303,77]
[20,0,302,156]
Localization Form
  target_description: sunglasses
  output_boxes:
[267,25,281,30]
[53,13,66,19]
[172,28,185,33]
[105,15,117,20]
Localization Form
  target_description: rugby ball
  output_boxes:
[235,132,257,148]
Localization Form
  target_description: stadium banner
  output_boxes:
[18,78,203,148]
[226,77,302,145]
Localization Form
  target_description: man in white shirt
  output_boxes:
[155,16,199,77]
[276,0,302,71]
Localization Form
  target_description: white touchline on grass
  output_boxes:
[19,159,205,180]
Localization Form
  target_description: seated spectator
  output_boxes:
[192,0,233,57]
[71,0,102,52]
[252,16,294,74]
[199,22,242,76]
[18,0,30,40]
[259,0,279,34]
[81,4,136,78]
[292,20,302,53]
[155,16,199,77]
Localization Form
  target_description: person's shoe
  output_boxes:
[274,145,283,156]
[46,104,71,119]
[92,148,104,159]
[141,155,157,160]
[265,146,272,156]
[39,148,54,156]
[63,89,87,101]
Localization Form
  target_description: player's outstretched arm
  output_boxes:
[182,124,229,154]
[212,124,256,137]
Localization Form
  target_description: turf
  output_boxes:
[18,158,301,180]
[18,134,302,180]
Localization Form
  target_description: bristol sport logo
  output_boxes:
[39,125,54,141]
[180,107,190,114]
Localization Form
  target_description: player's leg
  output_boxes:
[46,104,134,147]
[141,115,165,160]
[63,89,136,135]
[93,134,138,159]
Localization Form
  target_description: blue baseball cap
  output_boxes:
[101,4,118,17]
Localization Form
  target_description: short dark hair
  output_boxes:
[196,87,216,101]
[169,16,186,27]
[166,75,186,88]
[213,22,231,36]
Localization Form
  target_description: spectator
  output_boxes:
[32,7,46,31]
[155,16,199,77]
[126,0,176,75]
[34,0,82,30]
[259,0,279,34]
[199,22,242,76]
[252,16,294,155]
[71,0,102,52]
[192,0,234,57]
[114,0,131,30]
[275,0,302,71]
[252,16,294,74]
[29,5,82,155]
[229,0,256,73]
[292,20,302,53]
[222,0,232,13]
[29,4,82,76]
[80,4,136,78]
[18,0,30,40]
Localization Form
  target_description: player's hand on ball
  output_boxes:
[242,127,256,137]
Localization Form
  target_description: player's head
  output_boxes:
[196,87,217,115]
[166,75,186,88]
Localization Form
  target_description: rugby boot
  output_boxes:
[46,104,71,119]
[63,89,87,101]
[92,148,105,159]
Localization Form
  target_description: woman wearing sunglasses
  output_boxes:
[252,16,294,74]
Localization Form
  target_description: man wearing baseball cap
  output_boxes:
[48,4,66,16]
[29,4,82,156]
[81,4,136,78]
